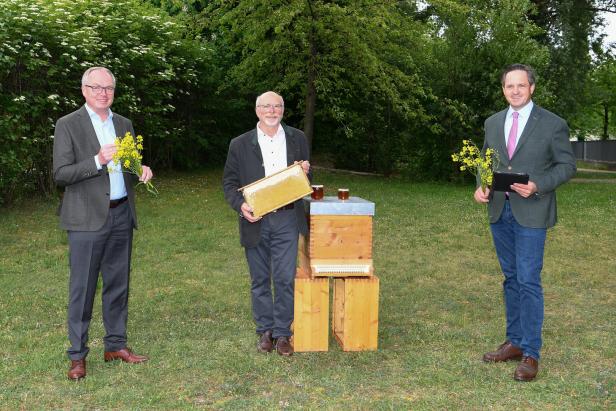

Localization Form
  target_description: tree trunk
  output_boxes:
[303,47,316,153]
[603,102,609,140]
[303,1,317,153]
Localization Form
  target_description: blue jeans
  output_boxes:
[490,201,546,360]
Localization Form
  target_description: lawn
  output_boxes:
[0,169,614,409]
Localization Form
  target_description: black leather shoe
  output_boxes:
[257,330,273,353]
[275,336,293,356]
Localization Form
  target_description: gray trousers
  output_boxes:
[66,201,133,360]
[244,209,298,339]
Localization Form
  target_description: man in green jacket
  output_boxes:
[474,64,576,382]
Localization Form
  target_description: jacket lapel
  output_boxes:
[250,128,265,178]
[112,114,125,138]
[283,124,296,166]
[77,106,102,154]
[495,109,509,163]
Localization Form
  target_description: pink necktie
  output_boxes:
[508,112,519,159]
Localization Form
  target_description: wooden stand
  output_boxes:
[292,277,329,352]
[332,276,379,351]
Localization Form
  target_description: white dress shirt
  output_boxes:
[257,123,287,177]
[85,104,127,200]
[504,100,534,149]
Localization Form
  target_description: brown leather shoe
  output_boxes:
[257,330,273,353]
[514,356,539,381]
[104,347,148,363]
[275,336,293,357]
[482,341,523,362]
[68,359,86,380]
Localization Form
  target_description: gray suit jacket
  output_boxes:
[222,124,311,248]
[482,105,576,228]
[53,106,138,231]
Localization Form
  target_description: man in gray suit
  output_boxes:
[53,67,153,380]
[223,91,310,356]
[475,64,576,381]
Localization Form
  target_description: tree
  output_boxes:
[203,1,433,173]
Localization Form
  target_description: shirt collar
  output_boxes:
[507,100,534,118]
[84,103,113,122]
[257,123,284,139]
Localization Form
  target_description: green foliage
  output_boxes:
[0,0,217,204]
[205,1,442,176]
[574,54,616,140]
[1,0,613,205]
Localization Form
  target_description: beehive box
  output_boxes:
[299,196,375,278]
[332,276,379,351]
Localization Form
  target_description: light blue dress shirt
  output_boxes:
[85,104,127,200]
[504,101,534,148]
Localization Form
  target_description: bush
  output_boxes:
[0,0,216,205]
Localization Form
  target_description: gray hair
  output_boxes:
[81,67,116,87]
[500,64,536,86]
[255,91,284,107]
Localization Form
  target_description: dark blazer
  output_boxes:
[482,105,576,228]
[222,124,311,248]
[53,106,138,231]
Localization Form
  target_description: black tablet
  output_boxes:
[492,172,529,191]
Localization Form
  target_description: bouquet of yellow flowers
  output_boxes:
[112,132,158,195]
[451,139,499,191]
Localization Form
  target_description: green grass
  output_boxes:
[0,169,614,409]
[576,160,616,172]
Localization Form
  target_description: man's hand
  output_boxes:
[97,143,117,165]
[241,202,261,223]
[296,160,310,175]
[140,165,153,183]
[510,181,537,198]
[474,186,491,204]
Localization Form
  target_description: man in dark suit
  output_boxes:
[474,64,576,381]
[53,67,153,380]
[223,91,310,356]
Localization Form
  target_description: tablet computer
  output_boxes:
[492,172,529,191]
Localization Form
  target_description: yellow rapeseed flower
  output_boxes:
[451,139,500,190]
[110,131,157,194]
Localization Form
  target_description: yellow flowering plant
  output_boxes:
[112,132,158,195]
[451,139,500,191]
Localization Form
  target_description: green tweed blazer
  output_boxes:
[481,105,576,228]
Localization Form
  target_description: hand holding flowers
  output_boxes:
[451,139,499,192]
[112,132,158,195]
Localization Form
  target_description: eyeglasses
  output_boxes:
[257,103,284,110]
[85,85,115,94]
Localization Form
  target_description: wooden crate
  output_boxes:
[292,277,329,352]
[332,276,379,351]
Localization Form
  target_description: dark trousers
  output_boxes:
[244,209,298,339]
[490,201,546,360]
[66,201,133,360]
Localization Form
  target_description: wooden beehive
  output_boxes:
[332,276,379,351]
[293,195,378,352]
[299,197,375,278]
[292,276,329,352]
